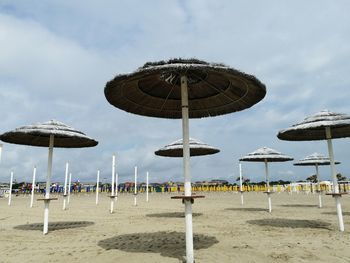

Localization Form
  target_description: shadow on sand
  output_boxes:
[280,204,318,208]
[14,221,94,231]
[322,212,350,216]
[146,212,203,218]
[98,231,218,260]
[225,208,267,212]
[247,218,331,229]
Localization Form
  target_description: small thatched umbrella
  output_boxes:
[294,153,340,208]
[278,110,350,231]
[155,138,220,157]
[155,137,220,201]
[0,120,98,234]
[240,147,293,213]
[104,58,266,263]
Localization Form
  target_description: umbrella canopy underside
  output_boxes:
[0,120,98,148]
[155,138,220,157]
[294,153,340,166]
[278,110,350,141]
[105,59,266,119]
[240,147,293,162]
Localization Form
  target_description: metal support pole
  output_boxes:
[43,134,54,235]
[181,75,194,263]
[8,171,13,206]
[326,127,344,231]
[110,154,115,213]
[67,172,72,204]
[115,170,118,203]
[265,160,272,213]
[96,170,100,205]
[63,162,69,210]
[30,166,37,208]
[315,164,322,208]
[134,166,137,206]
[239,162,244,205]
[146,171,149,202]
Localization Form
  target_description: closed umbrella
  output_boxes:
[104,58,266,263]
[240,147,293,213]
[278,110,350,231]
[0,120,98,234]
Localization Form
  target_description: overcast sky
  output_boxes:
[0,1,349,185]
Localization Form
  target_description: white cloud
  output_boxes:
[0,1,350,184]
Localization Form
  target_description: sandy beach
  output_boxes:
[1,192,350,263]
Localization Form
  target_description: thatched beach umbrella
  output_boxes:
[240,147,293,213]
[0,120,98,234]
[155,138,220,157]
[104,58,266,263]
[294,153,340,208]
[155,138,220,201]
[278,110,350,231]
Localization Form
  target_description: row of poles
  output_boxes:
[5,154,151,213]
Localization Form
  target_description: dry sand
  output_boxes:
[0,191,350,263]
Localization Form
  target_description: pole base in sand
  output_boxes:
[37,197,58,202]
[171,195,205,204]
[325,193,348,197]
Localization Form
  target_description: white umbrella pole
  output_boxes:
[63,162,69,210]
[134,166,137,206]
[146,171,149,202]
[239,162,244,205]
[181,75,194,263]
[265,160,272,213]
[115,170,118,202]
[326,127,344,231]
[315,164,322,208]
[96,170,100,205]
[67,172,72,205]
[30,166,37,208]
[43,134,54,235]
[110,154,115,213]
[8,171,13,206]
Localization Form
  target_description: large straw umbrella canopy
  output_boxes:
[154,138,220,157]
[240,147,293,213]
[277,110,350,141]
[294,153,340,208]
[277,110,350,232]
[239,147,293,162]
[0,120,98,234]
[104,58,266,263]
[105,58,266,119]
[0,120,98,147]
